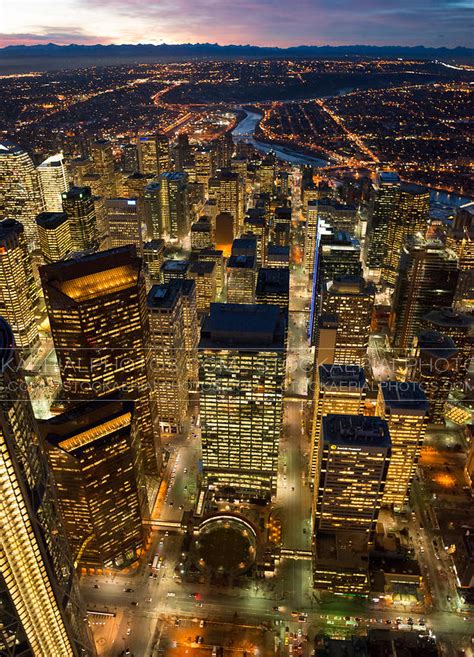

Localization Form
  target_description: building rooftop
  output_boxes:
[147,283,181,311]
[322,414,391,448]
[319,364,366,389]
[377,171,400,185]
[36,212,68,229]
[191,216,212,232]
[143,239,165,252]
[38,153,64,168]
[0,218,23,240]
[227,254,256,270]
[231,237,257,255]
[256,267,290,296]
[267,244,290,257]
[423,308,473,331]
[62,186,92,201]
[380,381,429,412]
[161,259,190,274]
[189,260,215,276]
[416,330,458,359]
[0,139,24,156]
[199,302,286,350]
[325,275,375,296]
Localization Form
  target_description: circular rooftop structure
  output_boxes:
[194,515,257,576]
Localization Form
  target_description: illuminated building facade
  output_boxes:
[199,303,286,500]
[194,148,214,194]
[40,396,146,569]
[244,212,268,266]
[446,203,473,311]
[160,259,189,284]
[412,330,458,424]
[91,139,117,197]
[37,153,69,213]
[310,365,366,483]
[143,181,162,239]
[190,248,224,294]
[189,260,217,313]
[0,219,39,354]
[217,169,243,235]
[376,382,428,510]
[143,239,165,282]
[321,276,375,365]
[255,267,290,311]
[40,246,159,476]
[258,158,275,195]
[391,237,459,350]
[215,212,234,256]
[0,140,44,248]
[159,172,189,240]
[315,414,391,537]
[266,244,289,268]
[226,255,256,304]
[0,317,93,656]
[382,184,430,286]
[36,212,73,263]
[147,283,189,434]
[313,313,338,367]
[304,200,319,276]
[316,198,358,234]
[62,186,99,253]
[365,171,400,273]
[105,198,141,249]
[191,215,213,250]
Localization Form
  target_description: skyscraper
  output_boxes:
[304,200,319,276]
[0,219,39,354]
[258,158,275,195]
[315,414,391,537]
[217,169,243,235]
[189,260,217,313]
[105,198,142,249]
[376,382,429,510]
[36,211,73,263]
[226,254,257,304]
[255,267,290,311]
[40,246,159,476]
[191,215,213,251]
[147,283,189,435]
[320,276,375,365]
[62,186,99,253]
[143,181,162,239]
[310,365,366,483]
[365,171,400,273]
[391,237,459,350]
[40,395,147,569]
[143,239,165,282]
[159,172,189,240]
[0,139,44,248]
[91,139,117,197]
[199,303,286,501]
[382,183,429,286]
[0,317,93,656]
[37,153,69,213]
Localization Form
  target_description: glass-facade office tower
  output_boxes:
[365,171,400,273]
[147,283,189,435]
[40,246,159,477]
[0,139,44,248]
[37,153,69,213]
[310,365,366,483]
[105,198,142,249]
[391,237,459,350]
[376,382,429,511]
[382,183,430,286]
[143,181,162,239]
[0,219,39,354]
[62,186,99,253]
[159,172,189,240]
[40,396,146,569]
[315,414,391,537]
[320,276,375,366]
[138,133,170,176]
[199,303,286,501]
[0,317,93,656]
[36,212,73,264]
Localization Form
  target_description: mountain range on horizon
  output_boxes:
[1,41,473,59]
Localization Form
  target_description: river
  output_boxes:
[231,109,471,211]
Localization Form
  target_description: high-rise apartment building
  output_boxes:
[0,140,44,248]
[62,186,99,253]
[36,211,73,263]
[199,303,286,500]
[0,219,39,354]
[40,395,146,569]
[0,317,93,656]
[382,184,430,286]
[37,153,69,213]
[159,172,189,240]
[365,171,400,273]
[315,414,391,537]
[40,246,159,476]
[147,283,189,435]
[321,276,375,365]
[105,198,142,249]
[376,382,429,510]
[310,365,366,483]
[391,237,459,350]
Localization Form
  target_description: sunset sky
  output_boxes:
[1,0,472,49]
